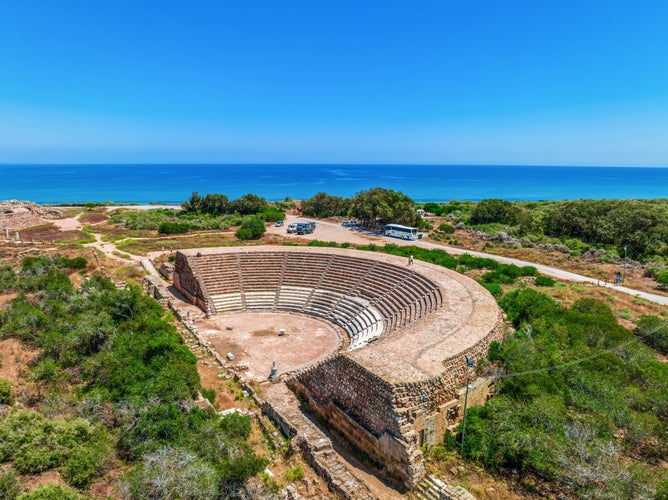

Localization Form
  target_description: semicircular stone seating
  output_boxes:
[189,251,443,350]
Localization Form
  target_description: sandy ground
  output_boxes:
[51,217,82,231]
[199,312,342,382]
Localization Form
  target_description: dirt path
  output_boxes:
[268,215,668,306]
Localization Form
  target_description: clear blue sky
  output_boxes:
[0,1,667,165]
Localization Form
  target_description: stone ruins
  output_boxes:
[173,246,503,491]
[0,200,61,231]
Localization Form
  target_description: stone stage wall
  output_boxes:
[287,317,504,490]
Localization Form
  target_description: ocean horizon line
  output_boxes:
[2,162,667,169]
[2,164,667,204]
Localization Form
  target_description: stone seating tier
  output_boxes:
[185,250,443,350]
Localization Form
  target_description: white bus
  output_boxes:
[384,224,419,240]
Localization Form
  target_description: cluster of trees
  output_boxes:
[455,289,668,497]
[109,192,286,237]
[302,187,419,227]
[0,261,268,497]
[182,192,267,216]
[465,198,668,258]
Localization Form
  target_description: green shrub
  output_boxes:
[235,217,266,240]
[481,271,515,285]
[426,445,450,461]
[201,388,216,405]
[260,208,286,222]
[0,470,19,500]
[158,221,190,235]
[519,266,538,277]
[18,484,81,500]
[481,283,503,298]
[62,257,87,270]
[219,412,252,440]
[656,478,668,500]
[307,240,338,247]
[619,308,633,320]
[534,276,555,287]
[0,378,14,405]
[437,223,455,234]
[634,315,668,355]
[63,450,98,489]
[657,271,668,289]
[285,464,304,481]
[442,430,458,451]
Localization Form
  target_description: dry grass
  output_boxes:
[424,221,667,297]
[15,224,93,244]
[78,212,109,225]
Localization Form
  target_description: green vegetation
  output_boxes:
[0,260,268,497]
[455,290,668,498]
[437,198,668,260]
[235,216,266,240]
[302,187,419,227]
[109,191,285,237]
[635,315,668,355]
[534,275,555,287]
[358,244,545,291]
[301,192,350,218]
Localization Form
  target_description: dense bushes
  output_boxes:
[635,315,668,355]
[0,410,110,487]
[158,221,190,234]
[465,198,668,258]
[109,191,284,236]
[459,289,668,497]
[302,192,350,218]
[0,379,14,406]
[0,259,268,496]
[235,216,266,240]
[302,187,418,227]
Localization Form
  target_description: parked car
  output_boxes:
[275,221,284,227]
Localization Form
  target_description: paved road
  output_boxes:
[279,215,668,306]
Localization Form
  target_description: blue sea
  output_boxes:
[0,164,666,204]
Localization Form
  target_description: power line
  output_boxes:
[494,320,667,380]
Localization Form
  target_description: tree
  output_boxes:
[235,217,266,240]
[230,194,267,215]
[181,192,202,212]
[302,192,349,218]
[200,193,229,216]
[470,199,520,225]
[350,187,417,227]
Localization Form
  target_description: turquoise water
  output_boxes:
[0,164,666,204]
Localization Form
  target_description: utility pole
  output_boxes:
[460,355,475,454]
[623,245,628,282]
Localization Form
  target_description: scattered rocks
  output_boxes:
[159,262,174,280]
[0,200,61,231]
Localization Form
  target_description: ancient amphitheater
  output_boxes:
[173,246,504,491]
